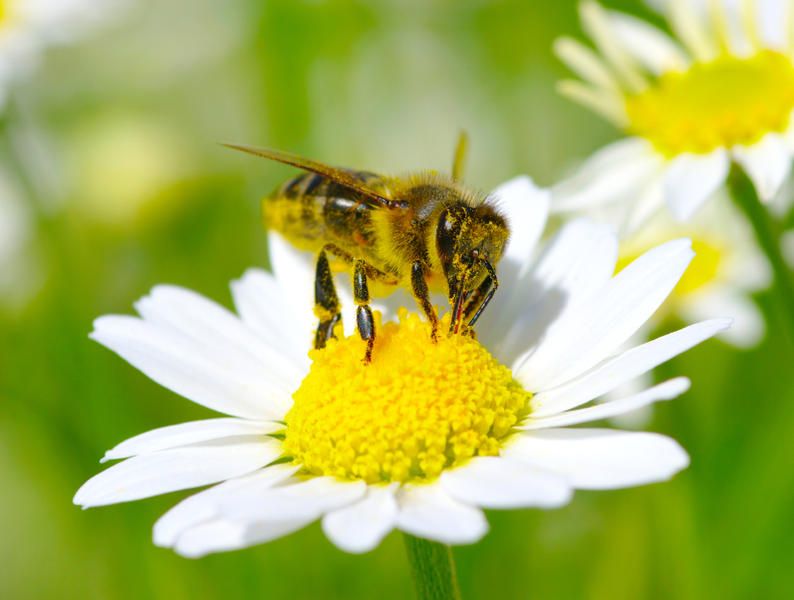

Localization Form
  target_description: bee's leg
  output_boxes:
[353,259,375,364]
[411,261,439,341]
[314,249,342,350]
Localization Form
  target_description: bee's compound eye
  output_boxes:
[436,208,461,265]
[471,248,480,259]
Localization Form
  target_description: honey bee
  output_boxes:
[225,134,509,363]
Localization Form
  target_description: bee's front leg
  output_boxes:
[353,259,376,364]
[313,249,342,350]
[410,261,439,342]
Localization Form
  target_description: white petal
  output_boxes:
[663,149,729,220]
[522,377,690,429]
[154,464,299,547]
[230,269,310,368]
[322,485,398,554]
[682,290,764,348]
[174,517,310,559]
[395,485,488,545]
[74,440,280,507]
[669,0,718,61]
[733,134,793,202]
[102,418,279,462]
[607,10,689,74]
[491,175,549,269]
[528,319,730,416]
[506,428,689,489]
[440,457,571,509]
[135,285,303,387]
[91,316,291,420]
[551,138,661,212]
[579,0,647,92]
[219,477,367,523]
[554,36,620,90]
[515,239,695,390]
[488,219,618,365]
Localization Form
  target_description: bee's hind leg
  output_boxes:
[313,249,342,350]
[353,259,376,364]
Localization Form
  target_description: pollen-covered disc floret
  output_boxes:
[283,309,531,484]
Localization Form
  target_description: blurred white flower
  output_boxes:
[616,196,770,348]
[553,0,794,232]
[0,0,129,107]
[75,179,727,557]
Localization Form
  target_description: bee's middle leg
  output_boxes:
[314,249,341,350]
[353,259,375,364]
[411,261,439,341]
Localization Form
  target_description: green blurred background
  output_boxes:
[2,0,793,598]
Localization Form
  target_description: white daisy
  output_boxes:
[552,0,794,231]
[615,195,769,347]
[74,178,729,558]
[0,0,128,107]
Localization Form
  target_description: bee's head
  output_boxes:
[435,202,509,328]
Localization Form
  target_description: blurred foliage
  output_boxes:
[1,0,793,599]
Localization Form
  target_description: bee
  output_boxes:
[225,134,509,363]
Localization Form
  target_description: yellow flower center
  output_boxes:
[0,1,7,25]
[283,310,531,484]
[625,51,794,156]
[618,237,725,297]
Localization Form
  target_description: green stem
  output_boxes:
[727,166,794,347]
[403,534,462,600]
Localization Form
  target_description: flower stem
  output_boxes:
[403,534,462,600]
[727,166,794,346]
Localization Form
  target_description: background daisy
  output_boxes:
[552,0,794,226]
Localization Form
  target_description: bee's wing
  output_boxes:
[222,143,408,209]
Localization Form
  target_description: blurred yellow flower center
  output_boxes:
[0,1,7,24]
[283,310,531,484]
[626,51,794,156]
[618,237,724,296]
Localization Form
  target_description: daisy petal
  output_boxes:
[506,428,689,490]
[663,149,729,220]
[607,10,689,74]
[492,175,549,268]
[522,377,690,430]
[74,440,280,507]
[551,138,661,212]
[102,418,279,462]
[154,464,299,547]
[554,36,620,90]
[490,219,618,364]
[230,269,310,368]
[322,485,398,554]
[219,477,367,523]
[529,319,730,416]
[395,485,488,545]
[681,291,763,348]
[174,518,310,559]
[91,316,290,420]
[516,239,695,390]
[440,456,571,509]
[733,133,793,201]
[135,285,303,387]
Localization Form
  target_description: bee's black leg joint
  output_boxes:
[411,261,438,341]
[314,249,341,350]
[353,259,375,363]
